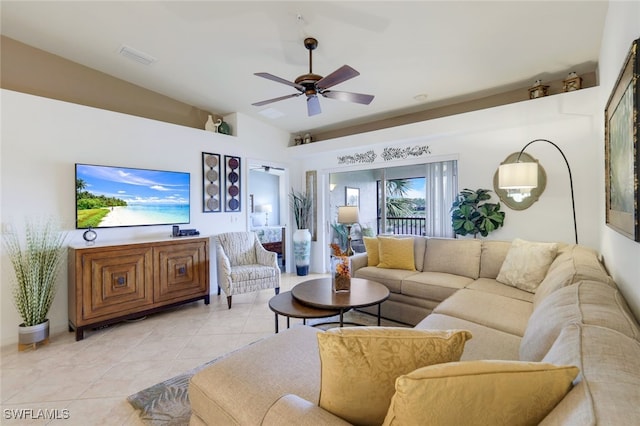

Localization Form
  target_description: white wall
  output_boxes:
[597,1,640,319]
[0,90,290,346]
[292,88,603,275]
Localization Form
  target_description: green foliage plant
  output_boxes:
[2,218,68,326]
[289,189,312,230]
[451,188,505,238]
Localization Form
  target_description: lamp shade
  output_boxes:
[338,206,359,224]
[498,162,538,189]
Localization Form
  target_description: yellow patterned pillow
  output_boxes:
[317,327,472,426]
[383,360,579,426]
[377,237,416,271]
[363,236,379,266]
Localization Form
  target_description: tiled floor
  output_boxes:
[0,273,326,425]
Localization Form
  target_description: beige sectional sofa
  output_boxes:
[189,237,640,425]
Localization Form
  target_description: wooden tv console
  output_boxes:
[68,236,210,341]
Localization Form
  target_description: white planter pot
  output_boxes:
[18,319,50,350]
[293,229,311,276]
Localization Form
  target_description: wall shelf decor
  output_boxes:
[381,145,431,161]
[203,152,222,213]
[225,155,242,212]
[337,150,377,165]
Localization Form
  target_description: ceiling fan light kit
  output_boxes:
[252,37,375,116]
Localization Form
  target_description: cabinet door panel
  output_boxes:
[154,241,208,302]
[82,247,154,320]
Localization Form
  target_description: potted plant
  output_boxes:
[451,188,505,238]
[3,218,68,350]
[289,189,312,275]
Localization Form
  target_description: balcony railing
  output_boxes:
[377,216,426,236]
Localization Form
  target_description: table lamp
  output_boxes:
[263,204,272,226]
[338,206,360,256]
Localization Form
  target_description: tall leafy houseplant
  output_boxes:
[451,188,505,238]
[289,189,312,230]
[289,189,313,275]
[3,218,67,346]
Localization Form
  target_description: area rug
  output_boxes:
[127,311,408,425]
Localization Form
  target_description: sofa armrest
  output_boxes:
[215,243,232,293]
[255,239,278,267]
[350,252,369,274]
[262,394,352,426]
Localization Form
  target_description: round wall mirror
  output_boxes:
[493,152,546,210]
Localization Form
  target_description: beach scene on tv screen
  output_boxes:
[76,164,190,228]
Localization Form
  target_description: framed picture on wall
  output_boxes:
[224,155,242,212]
[202,152,222,213]
[345,187,359,207]
[605,37,639,242]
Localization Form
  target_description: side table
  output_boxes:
[268,291,340,333]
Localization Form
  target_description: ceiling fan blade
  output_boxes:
[254,72,304,91]
[252,93,301,107]
[307,95,321,116]
[316,65,360,90]
[322,90,375,105]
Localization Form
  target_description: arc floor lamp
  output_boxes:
[498,138,578,244]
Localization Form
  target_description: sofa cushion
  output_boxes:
[540,324,640,425]
[376,237,416,271]
[416,313,522,361]
[230,264,279,282]
[262,394,352,426]
[466,278,534,303]
[363,236,380,266]
[383,360,578,426]
[353,267,419,294]
[534,244,614,308]
[401,272,473,302]
[479,240,512,278]
[433,288,533,336]
[423,238,481,279]
[189,326,322,426]
[496,238,558,293]
[317,327,472,426]
[521,280,640,362]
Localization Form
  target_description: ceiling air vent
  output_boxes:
[118,45,157,65]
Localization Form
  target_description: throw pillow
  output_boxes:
[383,360,579,426]
[363,236,379,266]
[377,237,416,271]
[317,327,472,426]
[496,238,558,293]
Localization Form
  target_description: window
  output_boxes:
[329,160,457,242]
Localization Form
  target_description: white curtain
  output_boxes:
[425,160,457,238]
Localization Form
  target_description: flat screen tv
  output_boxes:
[75,163,190,229]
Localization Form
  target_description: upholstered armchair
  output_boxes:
[215,232,280,309]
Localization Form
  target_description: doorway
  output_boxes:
[247,161,289,271]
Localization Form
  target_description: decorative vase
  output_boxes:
[293,228,311,276]
[205,114,216,132]
[18,319,50,351]
[331,255,351,292]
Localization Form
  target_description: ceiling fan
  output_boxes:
[252,37,374,116]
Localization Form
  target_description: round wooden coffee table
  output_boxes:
[268,291,340,333]
[291,278,390,327]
